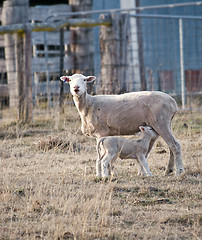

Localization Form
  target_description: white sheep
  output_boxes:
[60,74,184,176]
[96,126,158,178]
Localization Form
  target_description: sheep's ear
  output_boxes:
[60,76,70,83]
[139,126,145,132]
[85,76,96,83]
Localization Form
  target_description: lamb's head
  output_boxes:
[60,74,96,97]
[139,126,158,139]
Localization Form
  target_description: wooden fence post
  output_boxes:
[69,0,94,76]
[2,0,32,122]
[100,13,129,94]
[59,28,65,113]
[136,0,147,91]
[16,32,24,120]
[24,26,33,122]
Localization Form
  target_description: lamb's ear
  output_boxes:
[139,126,145,132]
[60,76,70,83]
[85,76,96,83]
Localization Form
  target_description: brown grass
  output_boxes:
[0,107,201,239]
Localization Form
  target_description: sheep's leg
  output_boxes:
[145,136,158,158]
[165,148,175,175]
[137,163,147,176]
[154,125,184,176]
[108,157,115,175]
[108,156,118,177]
[101,153,117,178]
[96,156,102,178]
[137,155,152,176]
[136,159,147,176]
[96,139,104,178]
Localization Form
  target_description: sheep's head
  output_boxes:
[60,74,96,97]
[139,126,158,139]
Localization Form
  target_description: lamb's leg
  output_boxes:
[136,160,147,176]
[108,156,118,177]
[96,156,102,178]
[137,155,153,176]
[153,124,184,176]
[101,153,117,178]
[96,140,104,178]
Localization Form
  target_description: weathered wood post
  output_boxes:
[59,28,64,113]
[100,13,129,94]
[24,26,32,121]
[136,0,147,91]
[69,0,94,76]
[2,0,32,122]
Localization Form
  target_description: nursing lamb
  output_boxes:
[96,126,158,178]
[60,74,184,176]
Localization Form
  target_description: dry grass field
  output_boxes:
[0,107,201,240]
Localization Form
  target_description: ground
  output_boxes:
[0,108,201,239]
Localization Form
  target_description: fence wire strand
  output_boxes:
[0,3,202,122]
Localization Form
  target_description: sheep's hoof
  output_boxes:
[165,169,173,176]
[94,176,103,183]
[175,168,185,176]
[102,177,109,182]
[94,176,117,183]
[103,176,118,182]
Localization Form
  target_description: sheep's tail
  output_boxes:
[97,137,106,162]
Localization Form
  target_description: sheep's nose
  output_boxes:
[74,86,79,92]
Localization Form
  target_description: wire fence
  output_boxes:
[0,2,202,122]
